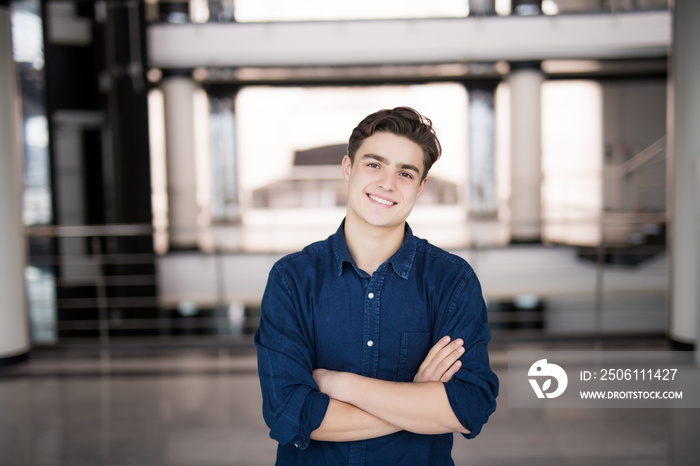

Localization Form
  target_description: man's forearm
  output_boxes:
[310,398,401,442]
[324,372,469,435]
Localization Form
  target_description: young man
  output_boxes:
[255,107,499,465]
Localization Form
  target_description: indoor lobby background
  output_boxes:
[1,0,699,464]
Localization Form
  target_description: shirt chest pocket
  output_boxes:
[396,332,432,382]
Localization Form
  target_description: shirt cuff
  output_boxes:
[444,378,497,439]
[296,390,330,449]
[268,386,330,449]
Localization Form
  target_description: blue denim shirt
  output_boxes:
[255,221,499,465]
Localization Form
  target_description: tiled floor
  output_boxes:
[1,339,699,465]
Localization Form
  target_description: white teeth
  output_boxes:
[368,194,395,206]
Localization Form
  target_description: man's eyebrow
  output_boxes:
[361,153,389,164]
[361,153,421,174]
[398,162,421,174]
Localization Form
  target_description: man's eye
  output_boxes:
[367,163,379,168]
[400,172,413,179]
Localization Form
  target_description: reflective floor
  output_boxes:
[1,339,699,465]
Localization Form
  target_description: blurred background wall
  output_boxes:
[2,0,698,362]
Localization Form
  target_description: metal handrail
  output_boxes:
[608,136,667,179]
[26,223,154,238]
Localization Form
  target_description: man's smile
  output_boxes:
[367,193,397,206]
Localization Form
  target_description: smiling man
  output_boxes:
[255,107,499,465]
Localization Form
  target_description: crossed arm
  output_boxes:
[310,336,469,442]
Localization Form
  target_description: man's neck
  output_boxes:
[344,217,406,275]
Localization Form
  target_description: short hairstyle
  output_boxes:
[347,107,442,180]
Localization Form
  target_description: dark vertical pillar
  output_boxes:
[466,80,499,217]
[102,1,157,334]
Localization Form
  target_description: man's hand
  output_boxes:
[413,336,464,383]
[313,368,347,399]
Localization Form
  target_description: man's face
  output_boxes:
[342,132,428,231]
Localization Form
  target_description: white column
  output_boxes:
[668,0,700,350]
[0,3,30,363]
[161,73,199,249]
[508,64,543,242]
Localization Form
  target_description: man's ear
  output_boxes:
[416,176,428,198]
[341,154,352,180]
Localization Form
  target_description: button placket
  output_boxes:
[364,287,375,351]
[361,268,385,379]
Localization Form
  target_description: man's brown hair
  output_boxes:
[347,107,442,180]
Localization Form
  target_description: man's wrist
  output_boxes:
[333,371,358,403]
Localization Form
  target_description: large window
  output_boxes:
[229,83,470,250]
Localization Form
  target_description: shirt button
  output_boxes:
[368,292,374,299]
[367,340,374,347]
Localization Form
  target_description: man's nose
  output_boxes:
[377,171,396,191]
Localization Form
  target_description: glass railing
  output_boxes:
[25,214,668,349]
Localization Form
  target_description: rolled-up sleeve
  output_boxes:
[440,267,499,439]
[255,263,330,449]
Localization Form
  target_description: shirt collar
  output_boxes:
[332,219,417,280]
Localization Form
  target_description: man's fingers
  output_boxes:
[414,336,465,382]
[415,336,451,377]
[440,360,462,382]
[421,335,452,368]
[433,344,464,376]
